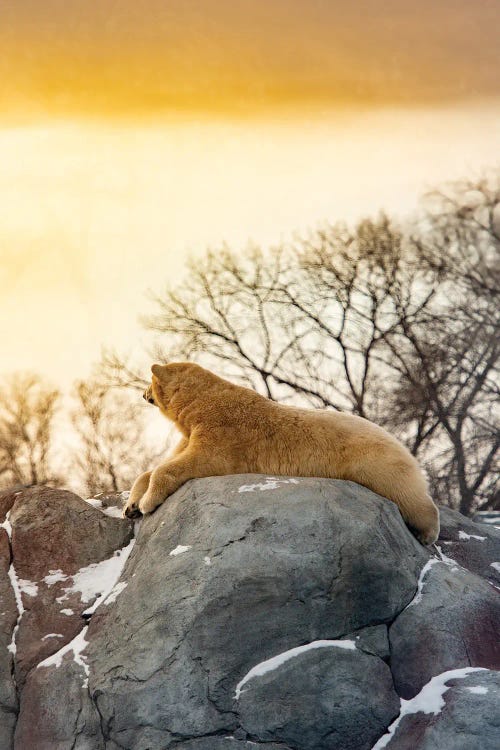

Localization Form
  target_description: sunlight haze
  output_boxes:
[1,0,499,388]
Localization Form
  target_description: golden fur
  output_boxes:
[123,362,440,545]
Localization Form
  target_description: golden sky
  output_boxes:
[1,2,499,389]
[1,1,499,119]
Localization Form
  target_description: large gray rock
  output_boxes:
[2,476,499,749]
[85,476,425,748]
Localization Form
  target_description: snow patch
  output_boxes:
[100,505,123,519]
[169,545,192,557]
[44,570,68,586]
[458,530,486,541]
[60,609,74,616]
[7,563,24,654]
[18,579,38,597]
[0,513,12,539]
[42,633,64,641]
[85,495,127,518]
[406,559,438,608]
[434,545,459,570]
[56,539,135,617]
[234,639,357,700]
[490,562,500,573]
[204,556,212,566]
[371,668,487,749]
[238,477,300,493]
[104,581,127,605]
[37,626,90,688]
[84,498,103,509]
[466,686,488,695]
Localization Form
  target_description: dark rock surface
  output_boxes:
[0,476,499,749]
[390,560,500,699]
[374,668,500,750]
[438,506,500,586]
[236,641,399,749]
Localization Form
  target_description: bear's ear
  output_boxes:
[151,364,163,377]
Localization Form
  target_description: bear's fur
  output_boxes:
[123,362,440,545]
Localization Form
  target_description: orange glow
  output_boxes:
[1,1,499,120]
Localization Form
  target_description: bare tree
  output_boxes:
[384,176,500,513]
[104,175,499,515]
[71,378,165,497]
[0,373,60,489]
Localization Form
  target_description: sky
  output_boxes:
[1,1,499,117]
[1,1,499,388]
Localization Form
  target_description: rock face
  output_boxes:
[0,477,499,749]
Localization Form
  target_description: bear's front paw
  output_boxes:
[122,499,143,520]
[138,490,165,515]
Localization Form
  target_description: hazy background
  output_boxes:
[1,0,499,386]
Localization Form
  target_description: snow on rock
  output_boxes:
[491,562,500,573]
[458,530,486,541]
[169,545,192,556]
[37,626,90,688]
[60,609,74,616]
[406,559,439,608]
[203,556,211,566]
[84,498,103,510]
[41,633,64,641]
[104,581,127,606]
[85,492,128,518]
[43,569,68,586]
[238,477,300,493]
[7,563,24,654]
[371,667,487,749]
[0,513,12,539]
[100,505,123,519]
[433,545,459,570]
[466,686,489,694]
[234,639,357,700]
[79,539,135,616]
[55,539,135,616]
[18,579,38,597]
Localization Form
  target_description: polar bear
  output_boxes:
[123,362,440,545]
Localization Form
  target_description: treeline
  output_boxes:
[0,373,163,497]
[1,174,498,514]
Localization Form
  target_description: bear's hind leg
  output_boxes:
[401,493,440,546]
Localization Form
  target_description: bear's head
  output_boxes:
[144,362,208,420]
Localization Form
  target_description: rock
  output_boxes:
[437,506,500,586]
[389,556,500,699]
[86,490,129,515]
[173,741,292,749]
[85,476,426,749]
[0,527,17,749]
[0,485,134,749]
[9,486,132,580]
[237,641,399,749]
[6,486,134,688]
[0,486,23,523]
[14,653,103,750]
[2,476,499,749]
[375,668,500,750]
